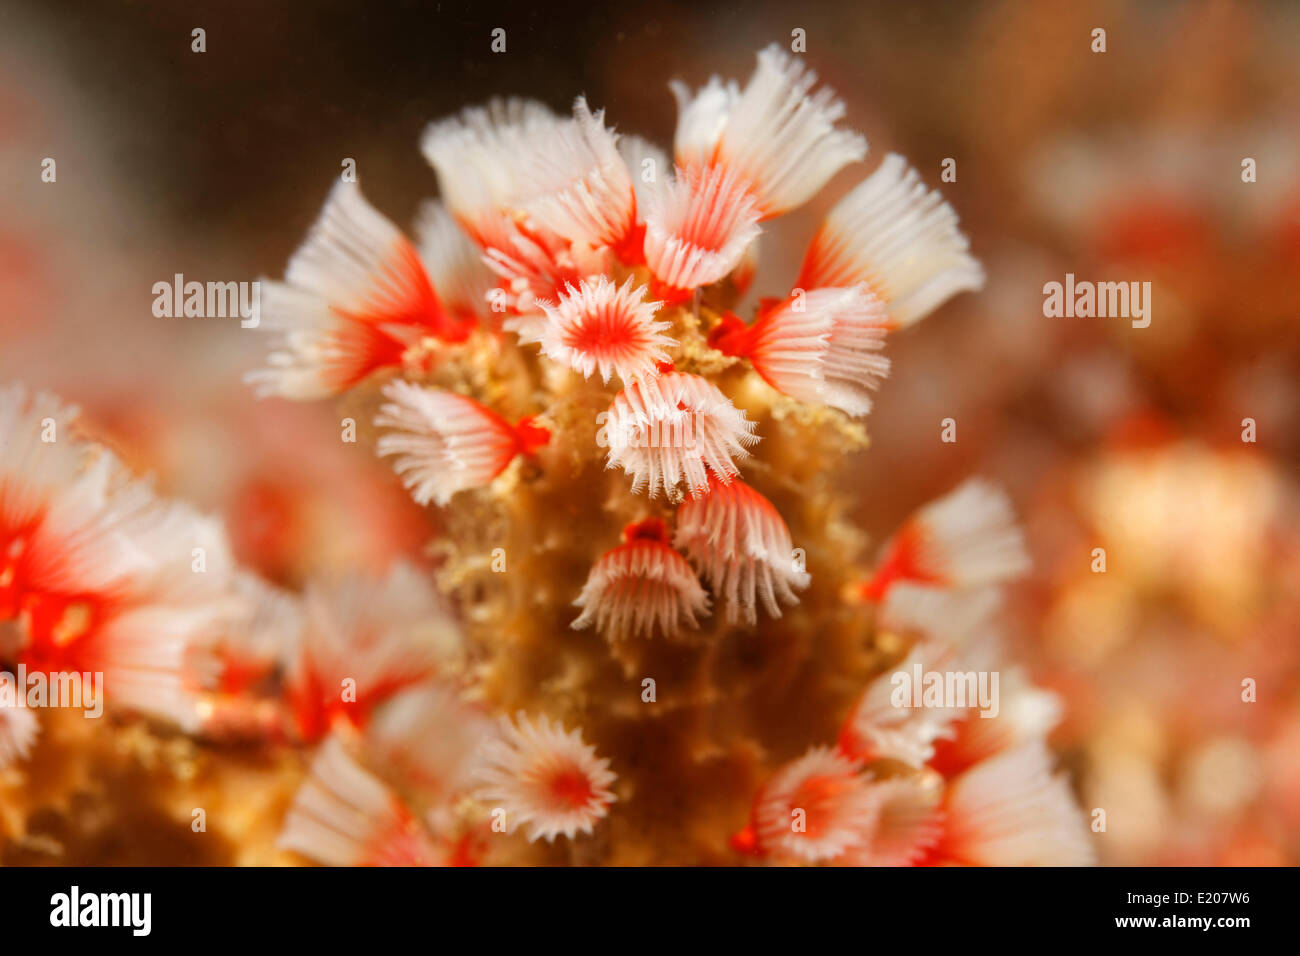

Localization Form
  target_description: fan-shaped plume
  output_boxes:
[617,134,671,223]
[572,517,710,639]
[0,386,89,638]
[643,163,761,302]
[839,776,944,866]
[247,182,468,400]
[422,98,622,312]
[365,683,494,824]
[798,153,984,328]
[423,99,609,315]
[860,479,1031,600]
[278,733,445,866]
[520,97,638,252]
[673,474,808,625]
[420,98,561,239]
[710,285,891,417]
[929,668,1064,778]
[937,740,1096,866]
[284,562,461,741]
[749,746,880,863]
[0,388,239,732]
[375,381,550,507]
[837,642,969,768]
[413,199,496,324]
[279,182,457,335]
[0,385,84,532]
[669,75,739,169]
[82,600,229,733]
[245,287,410,400]
[878,582,1004,648]
[473,711,617,842]
[7,436,183,613]
[538,276,673,384]
[703,44,867,217]
[605,370,758,500]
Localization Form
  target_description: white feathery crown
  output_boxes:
[673,475,809,625]
[669,75,739,169]
[743,285,891,417]
[365,683,493,824]
[0,385,84,527]
[247,182,453,398]
[942,740,1096,866]
[420,98,561,234]
[279,182,437,322]
[571,526,710,639]
[934,667,1065,774]
[413,198,495,322]
[285,561,460,737]
[473,711,617,842]
[752,745,880,863]
[519,97,638,250]
[617,134,672,218]
[710,45,867,217]
[538,276,673,384]
[878,582,1005,648]
[838,641,968,768]
[0,387,245,733]
[604,371,758,501]
[891,478,1032,589]
[800,153,985,327]
[838,776,943,866]
[278,733,443,866]
[375,381,530,507]
[642,162,762,296]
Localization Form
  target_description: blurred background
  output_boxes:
[2,0,1297,864]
